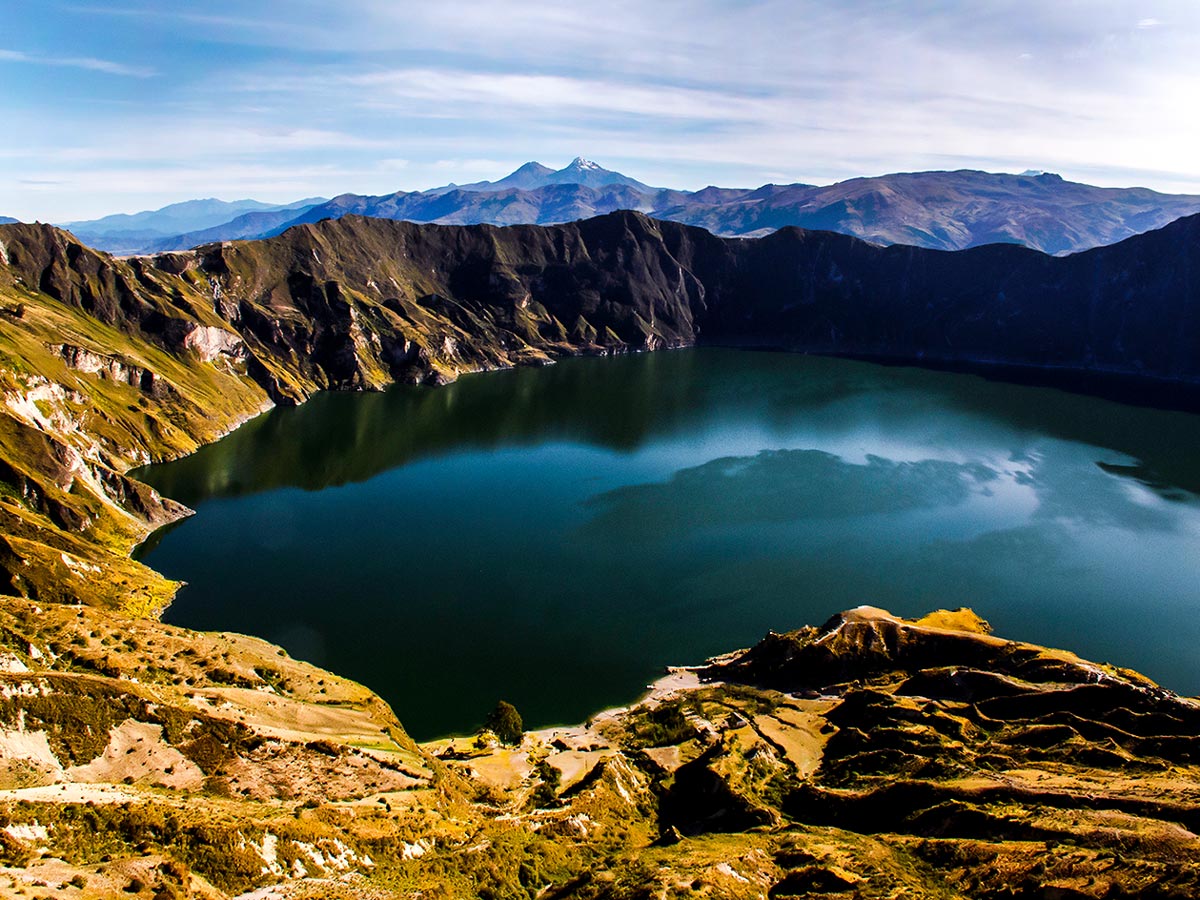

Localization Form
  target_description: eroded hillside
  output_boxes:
[0,606,1197,898]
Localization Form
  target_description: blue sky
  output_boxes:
[2,0,1199,221]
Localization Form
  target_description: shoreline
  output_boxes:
[703,338,1200,414]
[119,344,1200,740]
[125,338,1200,571]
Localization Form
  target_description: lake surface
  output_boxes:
[134,349,1200,741]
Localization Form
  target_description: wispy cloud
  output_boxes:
[335,69,781,124]
[0,48,154,77]
[0,124,395,167]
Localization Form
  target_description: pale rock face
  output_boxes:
[0,727,64,785]
[179,323,246,363]
[400,839,432,860]
[55,344,166,396]
[57,345,111,375]
[4,823,48,844]
[5,377,82,434]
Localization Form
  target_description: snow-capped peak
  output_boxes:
[568,157,602,170]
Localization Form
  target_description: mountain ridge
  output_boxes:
[0,206,1196,610]
[430,156,657,194]
[1,206,1197,606]
[248,166,1200,256]
[56,161,1200,257]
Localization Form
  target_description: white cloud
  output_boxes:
[30,125,394,164]
[0,48,154,77]
[338,69,780,124]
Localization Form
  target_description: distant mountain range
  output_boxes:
[430,157,658,193]
[62,197,327,255]
[0,216,18,226]
[56,158,1200,257]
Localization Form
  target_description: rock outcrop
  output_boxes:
[441,606,1200,898]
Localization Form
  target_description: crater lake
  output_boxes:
[134,350,1200,741]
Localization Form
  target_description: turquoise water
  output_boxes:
[134,350,1200,740]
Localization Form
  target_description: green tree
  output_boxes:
[483,700,523,746]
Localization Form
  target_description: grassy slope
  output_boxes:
[0,253,271,613]
[6,603,1197,898]
[0,215,710,613]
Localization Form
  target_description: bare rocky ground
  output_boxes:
[0,602,1195,898]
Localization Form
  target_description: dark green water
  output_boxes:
[134,350,1200,741]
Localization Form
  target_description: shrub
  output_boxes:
[482,701,523,746]
[529,759,561,809]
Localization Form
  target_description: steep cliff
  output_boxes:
[184,209,1200,391]
[1,211,1198,610]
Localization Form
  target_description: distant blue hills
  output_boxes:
[60,197,328,254]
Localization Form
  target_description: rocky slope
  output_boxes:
[1,605,1198,898]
